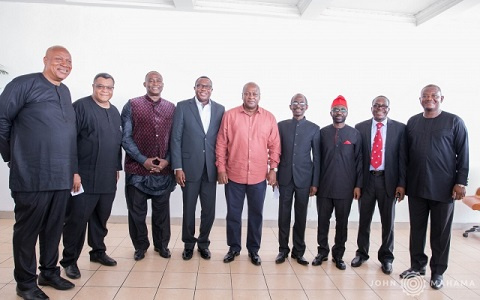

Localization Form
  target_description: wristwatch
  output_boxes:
[456,184,465,188]
[271,168,278,172]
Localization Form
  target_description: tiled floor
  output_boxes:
[1,218,480,299]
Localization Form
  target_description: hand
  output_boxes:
[353,187,361,200]
[309,186,318,197]
[267,169,276,186]
[218,172,228,184]
[452,184,466,200]
[72,173,81,193]
[395,186,406,202]
[143,157,167,173]
[175,170,186,187]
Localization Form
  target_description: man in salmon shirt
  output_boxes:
[216,82,281,266]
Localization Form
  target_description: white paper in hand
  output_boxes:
[71,184,84,196]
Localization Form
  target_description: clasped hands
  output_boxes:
[144,157,168,173]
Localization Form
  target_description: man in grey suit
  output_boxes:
[170,76,225,260]
[352,95,407,275]
[275,93,320,265]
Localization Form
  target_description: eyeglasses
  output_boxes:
[331,107,347,113]
[94,84,114,91]
[291,102,307,107]
[372,104,389,110]
[196,84,212,90]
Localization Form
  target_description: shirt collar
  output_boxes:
[373,118,388,126]
[195,96,210,107]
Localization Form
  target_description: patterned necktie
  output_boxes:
[371,122,383,169]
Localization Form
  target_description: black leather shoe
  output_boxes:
[182,249,194,260]
[399,267,426,279]
[90,252,117,266]
[291,253,309,265]
[312,253,328,266]
[430,274,444,290]
[332,257,347,270]
[64,263,81,279]
[38,274,75,290]
[248,252,261,266]
[198,248,211,260]
[134,249,146,261]
[351,255,367,267]
[275,252,288,264]
[223,250,240,263]
[154,247,171,258]
[381,261,393,275]
[16,286,49,300]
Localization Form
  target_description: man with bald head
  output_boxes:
[121,71,176,261]
[275,93,320,265]
[401,84,469,290]
[216,82,280,266]
[0,46,76,299]
[352,96,407,275]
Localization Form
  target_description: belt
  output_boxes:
[370,170,385,176]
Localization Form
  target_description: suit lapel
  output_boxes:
[207,101,218,134]
[188,98,205,133]
[385,118,394,153]
[367,119,373,156]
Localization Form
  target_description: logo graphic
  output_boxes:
[401,275,426,296]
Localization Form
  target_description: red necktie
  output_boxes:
[371,122,383,169]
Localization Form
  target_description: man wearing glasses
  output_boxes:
[312,95,362,270]
[216,82,280,266]
[170,76,225,260]
[351,96,407,275]
[61,73,122,279]
[275,93,320,265]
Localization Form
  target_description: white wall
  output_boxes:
[0,1,479,223]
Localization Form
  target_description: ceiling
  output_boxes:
[3,0,480,25]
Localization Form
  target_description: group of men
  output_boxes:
[0,45,469,300]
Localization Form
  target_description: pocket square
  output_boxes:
[343,140,352,144]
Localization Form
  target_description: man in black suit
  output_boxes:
[275,93,320,266]
[352,95,407,275]
[170,76,225,260]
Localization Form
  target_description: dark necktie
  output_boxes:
[371,122,383,169]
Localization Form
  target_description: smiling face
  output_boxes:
[420,85,443,113]
[144,71,164,98]
[330,105,348,125]
[92,77,114,107]
[289,93,308,119]
[194,77,213,104]
[42,46,72,85]
[371,96,390,122]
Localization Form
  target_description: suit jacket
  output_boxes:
[355,118,407,198]
[277,117,320,188]
[170,97,225,182]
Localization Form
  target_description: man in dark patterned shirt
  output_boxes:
[121,71,176,261]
